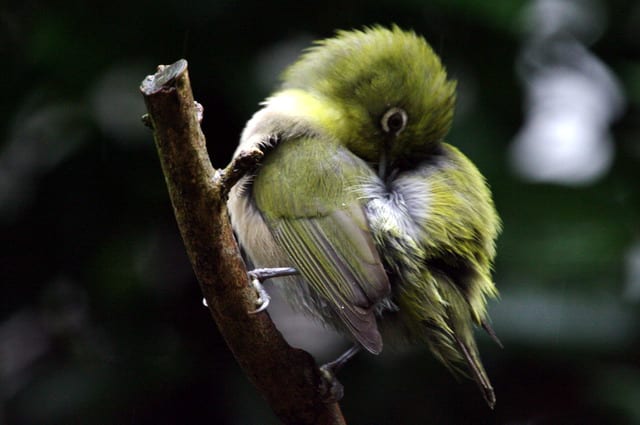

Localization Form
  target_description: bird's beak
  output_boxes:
[378,150,388,180]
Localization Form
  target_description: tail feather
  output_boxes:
[399,271,499,408]
[454,334,496,409]
[419,293,498,408]
[481,320,504,349]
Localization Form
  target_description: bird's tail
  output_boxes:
[418,285,498,409]
[397,272,499,407]
[422,317,496,409]
[453,332,495,409]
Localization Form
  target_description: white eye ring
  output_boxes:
[381,107,408,135]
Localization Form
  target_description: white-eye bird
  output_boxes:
[228,25,501,407]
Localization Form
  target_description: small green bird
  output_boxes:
[228,26,501,407]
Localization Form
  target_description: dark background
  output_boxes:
[2,1,639,424]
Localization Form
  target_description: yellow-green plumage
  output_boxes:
[228,25,501,407]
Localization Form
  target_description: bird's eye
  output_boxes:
[381,107,408,135]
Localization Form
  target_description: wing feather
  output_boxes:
[269,204,390,354]
[251,136,390,353]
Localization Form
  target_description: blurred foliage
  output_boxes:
[2,0,640,424]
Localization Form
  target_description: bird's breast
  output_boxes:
[358,172,432,259]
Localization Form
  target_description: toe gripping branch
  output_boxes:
[247,267,299,314]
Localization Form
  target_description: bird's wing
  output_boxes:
[252,137,390,354]
[269,202,390,354]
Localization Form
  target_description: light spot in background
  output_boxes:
[510,0,624,186]
[511,63,618,184]
[521,0,606,42]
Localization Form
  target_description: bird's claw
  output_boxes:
[248,275,271,314]
[319,365,344,403]
[246,267,298,314]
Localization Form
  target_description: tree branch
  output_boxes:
[140,59,346,425]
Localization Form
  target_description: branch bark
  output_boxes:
[140,59,346,425]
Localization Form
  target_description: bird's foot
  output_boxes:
[318,345,361,403]
[319,365,344,403]
[247,267,298,314]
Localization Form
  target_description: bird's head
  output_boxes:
[281,25,457,177]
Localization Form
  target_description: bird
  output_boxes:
[228,25,502,408]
